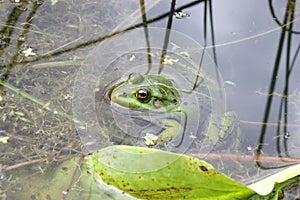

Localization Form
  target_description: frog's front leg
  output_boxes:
[144,119,184,147]
[156,119,184,146]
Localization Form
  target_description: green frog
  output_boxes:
[110,73,184,146]
[109,73,242,150]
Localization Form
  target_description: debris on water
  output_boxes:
[0,136,9,144]
[174,11,190,19]
[51,0,59,5]
[171,42,181,51]
[284,131,290,139]
[179,51,191,57]
[0,38,9,49]
[162,57,179,65]
[129,54,135,61]
[22,47,36,57]
[225,80,237,87]
[63,93,72,101]
[144,133,158,146]
[17,36,26,42]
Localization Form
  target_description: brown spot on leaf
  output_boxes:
[199,165,208,171]
[61,167,68,171]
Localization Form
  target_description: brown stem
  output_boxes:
[191,153,300,164]
[2,158,48,171]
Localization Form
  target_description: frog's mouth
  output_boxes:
[103,78,127,103]
[104,85,116,102]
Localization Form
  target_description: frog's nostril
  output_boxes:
[172,99,178,105]
[119,92,127,97]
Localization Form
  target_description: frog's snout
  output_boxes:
[110,91,127,102]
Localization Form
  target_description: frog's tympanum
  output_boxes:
[109,73,184,146]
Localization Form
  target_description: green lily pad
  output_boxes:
[90,145,255,199]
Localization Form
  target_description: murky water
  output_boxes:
[0,0,300,199]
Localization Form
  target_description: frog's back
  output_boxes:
[147,74,174,87]
[146,74,181,105]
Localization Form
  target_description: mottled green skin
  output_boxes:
[110,73,183,146]
[110,73,181,112]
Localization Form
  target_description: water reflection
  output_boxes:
[256,0,300,169]
[0,1,42,80]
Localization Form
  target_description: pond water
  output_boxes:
[0,0,300,198]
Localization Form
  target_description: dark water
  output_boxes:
[0,0,300,198]
[166,0,300,190]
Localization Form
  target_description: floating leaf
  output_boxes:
[248,163,300,196]
[91,145,255,199]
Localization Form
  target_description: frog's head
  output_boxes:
[109,73,181,112]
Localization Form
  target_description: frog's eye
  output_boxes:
[136,88,150,102]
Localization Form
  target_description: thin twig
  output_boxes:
[2,158,48,171]
[191,153,300,164]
